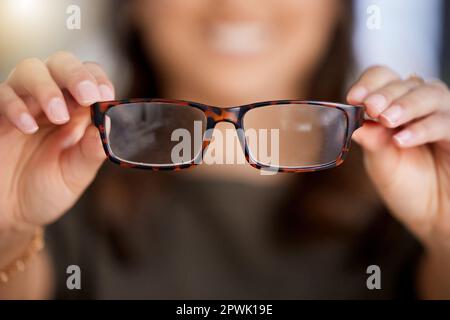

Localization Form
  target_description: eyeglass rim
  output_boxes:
[91,98,365,172]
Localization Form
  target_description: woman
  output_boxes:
[1,0,450,299]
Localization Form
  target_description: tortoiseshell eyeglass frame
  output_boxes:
[91,99,365,173]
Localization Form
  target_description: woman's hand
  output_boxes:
[0,52,114,231]
[347,66,450,249]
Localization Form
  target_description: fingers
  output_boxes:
[347,65,400,104]
[84,62,115,101]
[393,113,450,148]
[0,83,39,134]
[7,58,70,124]
[379,82,450,128]
[46,52,102,106]
[349,66,450,150]
[363,77,424,118]
[0,53,115,135]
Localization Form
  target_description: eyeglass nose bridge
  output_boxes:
[204,107,241,126]
[204,106,241,132]
[201,105,241,140]
[201,106,248,155]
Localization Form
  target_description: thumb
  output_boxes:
[59,125,106,194]
[352,121,401,187]
[352,120,392,153]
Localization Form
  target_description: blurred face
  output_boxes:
[133,0,341,106]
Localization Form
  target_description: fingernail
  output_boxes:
[365,94,386,115]
[77,81,101,105]
[381,105,403,126]
[349,87,368,103]
[18,113,39,133]
[394,130,414,146]
[99,85,114,101]
[48,97,70,123]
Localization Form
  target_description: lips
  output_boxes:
[207,23,270,56]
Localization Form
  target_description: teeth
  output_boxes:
[208,23,268,56]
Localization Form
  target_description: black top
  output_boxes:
[46,165,421,299]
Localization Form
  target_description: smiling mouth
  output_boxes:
[207,22,271,57]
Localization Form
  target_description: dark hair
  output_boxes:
[89,0,382,261]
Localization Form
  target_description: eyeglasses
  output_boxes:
[91,99,364,173]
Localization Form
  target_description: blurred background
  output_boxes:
[0,0,449,94]
[0,0,122,88]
